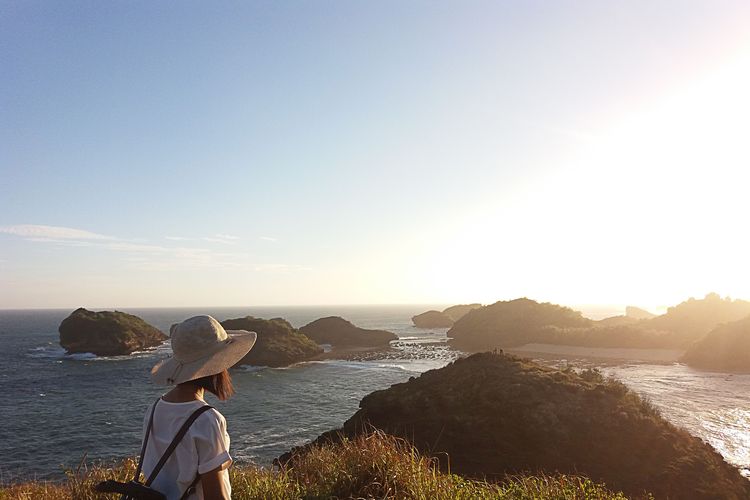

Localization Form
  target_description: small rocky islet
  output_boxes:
[299,316,397,348]
[58,308,167,356]
[220,316,323,367]
[281,352,750,499]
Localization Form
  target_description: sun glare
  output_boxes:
[418,48,750,309]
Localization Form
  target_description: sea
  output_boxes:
[1,305,748,483]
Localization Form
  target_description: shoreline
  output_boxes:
[506,343,685,364]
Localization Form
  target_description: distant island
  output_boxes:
[412,303,481,328]
[58,308,167,356]
[280,352,749,499]
[447,294,750,356]
[411,310,453,328]
[299,316,397,348]
[625,305,656,319]
[447,298,592,351]
[681,315,750,373]
[220,316,322,367]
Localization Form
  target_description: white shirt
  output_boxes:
[141,398,232,500]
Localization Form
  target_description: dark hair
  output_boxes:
[184,369,235,400]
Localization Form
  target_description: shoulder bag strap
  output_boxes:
[179,473,202,500]
[144,404,215,487]
[134,398,160,481]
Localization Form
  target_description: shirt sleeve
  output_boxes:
[194,409,233,474]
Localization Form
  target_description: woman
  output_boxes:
[144,315,257,500]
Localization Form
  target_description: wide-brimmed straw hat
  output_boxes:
[151,315,257,385]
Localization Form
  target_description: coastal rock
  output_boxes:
[58,308,167,356]
[680,315,750,372]
[411,310,453,328]
[625,306,656,319]
[220,316,322,368]
[282,353,750,499]
[299,316,397,348]
[442,303,482,322]
[447,298,592,351]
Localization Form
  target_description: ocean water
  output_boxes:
[1,306,748,483]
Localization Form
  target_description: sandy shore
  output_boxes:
[506,343,685,364]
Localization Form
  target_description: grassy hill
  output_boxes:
[285,352,750,499]
[0,433,629,500]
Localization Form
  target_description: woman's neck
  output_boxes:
[162,384,205,403]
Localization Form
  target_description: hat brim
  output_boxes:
[150,330,257,385]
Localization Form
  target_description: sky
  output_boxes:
[2,1,750,309]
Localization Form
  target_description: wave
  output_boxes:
[26,344,167,362]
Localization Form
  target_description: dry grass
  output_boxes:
[0,432,630,499]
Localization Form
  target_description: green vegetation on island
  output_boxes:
[447,298,592,350]
[412,303,482,328]
[220,316,322,367]
[448,294,750,353]
[681,315,750,373]
[0,433,628,500]
[58,308,167,356]
[284,352,749,499]
[299,316,397,348]
[645,293,750,344]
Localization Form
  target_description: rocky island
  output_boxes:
[299,316,397,348]
[282,352,750,499]
[412,303,481,328]
[447,294,750,353]
[411,310,453,328]
[58,308,167,356]
[681,315,750,372]
[625,306,656,319]
[220,316,322,367]
[447,298,592,350]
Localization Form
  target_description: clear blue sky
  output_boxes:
[2,1,750,308]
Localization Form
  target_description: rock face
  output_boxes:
[299,317,396,348]
[284,353,750,500]
[447,298,592,350]
[220,316,322,367]
[625,306,656,319]
[681,315,750,372]
[59,308,167,356]
[411,310,453,328]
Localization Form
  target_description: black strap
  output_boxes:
[122,398,160,500]
[179,474,202,500]
[145,403,215,487]
[135,398,160,481]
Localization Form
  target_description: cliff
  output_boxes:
[58,308,167,356]
[299,316,397,348]
[282,353,750,499]
[680,315,750,372]
[220,316,322,367]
